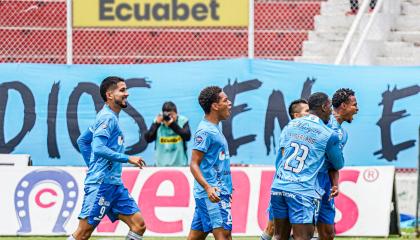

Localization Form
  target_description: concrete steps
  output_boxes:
[375,0,420,65]
[302,40,342,56]
[294,55,336,64]
[375,56,420,65]
[298,0,376,64]
[298,0,420,65]
[380,41,419,57]
[401,2,420,15]
[388,31,420,43]
[395,16,420,31]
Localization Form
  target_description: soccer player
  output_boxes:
[317,88,358,240]
[187,86,233,240]
[270,92,344,240]
[68,76,146,240]
[261,99,309,240]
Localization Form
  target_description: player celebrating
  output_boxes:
[187,86,233,240]
[317,88,358,240]
[68,76,146,240]
[270,92,344,240]
[261,99,309,240]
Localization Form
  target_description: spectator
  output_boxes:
[346,0,377,15]
[144,101,191,166]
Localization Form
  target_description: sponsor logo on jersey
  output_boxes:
[195,135,203,144]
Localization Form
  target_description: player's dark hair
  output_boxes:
[332,88,355,108]
[288,99,308,119]
[198,86,222,114]
[162,101,177,113]
[100,76,125,102]
[308,92,329,111]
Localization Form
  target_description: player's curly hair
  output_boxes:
[198,86,222,114]
[332,88,355,108]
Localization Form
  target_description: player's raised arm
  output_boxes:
[325,132,344,170]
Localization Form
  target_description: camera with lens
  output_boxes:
[162,111,171,121]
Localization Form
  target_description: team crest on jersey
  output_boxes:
[101,124,107,129]
[219,150,226,160]
[118,136,124,145]
[195,135,203,144]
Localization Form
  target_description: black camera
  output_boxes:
[162,111,171,121]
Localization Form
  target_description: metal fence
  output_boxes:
[0,0,326,64]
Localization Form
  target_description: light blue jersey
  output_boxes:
[84,105,129,185]
[192,119,232,199]
[274,124,289,169]
[328,114,348,149]
[317,114,350,224]
[319,115,348,173]
[271,114,344,199]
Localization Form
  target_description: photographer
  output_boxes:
[144,101,191,166]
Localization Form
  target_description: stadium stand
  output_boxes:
[296,0,420,65]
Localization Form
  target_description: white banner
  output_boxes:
[0,166,395,236]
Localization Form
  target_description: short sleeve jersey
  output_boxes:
[192,119,232,199]
[320,115,348,173]
[271,114,335,198]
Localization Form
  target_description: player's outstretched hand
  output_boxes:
[206,186,221,203]
[329,185,339,200]
[128,156,146,169]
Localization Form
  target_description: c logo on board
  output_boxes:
[35,188,58,208]
[14,168,78,233]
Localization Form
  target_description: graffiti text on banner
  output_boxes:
[0,59,419,167]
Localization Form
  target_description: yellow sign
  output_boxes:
[160,136,182,144]
[73,0,248,27]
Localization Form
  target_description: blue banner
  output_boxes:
[0,59,419,167]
